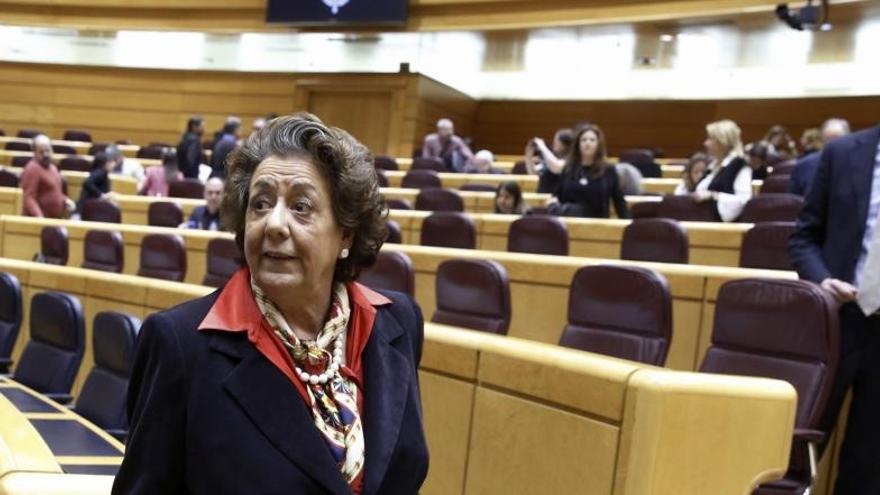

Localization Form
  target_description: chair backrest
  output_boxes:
[59,157,91,172]
[700,278,838,429]
[377,172,389,188]
[432,259,511,335]
[618,148,654,166]
[511,161,528,175]
[760,174,791,194]
[739,222,796,271]
[559,265,672,366]
[6,141,31,152]
[386,220,402,244]
[14,292,85,395]
[656,195,717,221]
[373,155,399,171]
[0,169,19,187]
[421,212,476,249]
[203,238,241,288]
[88,143,109,156]
[17,129,41,139]
[74,312,140,432]
[136,144,165,159]
[52,144,77,155]
[738,193,803,223]
[138,234,187,282]
[168,178,205,199]
[770,161,796,176]
[82,230,124,273]
[401,170,442,189]
[507,215,569,256]
[412,157,446,172]
[80,199,122,223]
[10,156,31,168]
[630,200,660,219]
[386,199,413,210]
[621,218,689,264]
[148,201,184,228]
[0,273,23,368]
[40,226,69,265]
[63,130,92,142]
[415,188,464,212]
[358,251,414,296]
[459,183,496,192]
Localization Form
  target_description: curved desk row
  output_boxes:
[0,257,795,495]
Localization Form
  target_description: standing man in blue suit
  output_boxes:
[788,118,850,196]
[789,123,880,494]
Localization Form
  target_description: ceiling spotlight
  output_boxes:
[820,22,833,31]
[659,34,675,42]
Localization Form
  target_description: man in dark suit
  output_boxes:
[788,118,850,196]
[789,124,880,494]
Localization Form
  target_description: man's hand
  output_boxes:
[821,278,859,303]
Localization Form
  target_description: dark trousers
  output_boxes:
[819,303,880,494]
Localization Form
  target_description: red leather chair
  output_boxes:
[559,265,672,365]
[11,156,31,168]
[630,201,660,219]
[421,212,476,249]
[52,144,77,155]
[148,202,184,228]
[657,195,718,221]
[88,143,109,156]
[6,141,31,152]
[203,238,241,288]
[459,183,496,192]
[739,222,796,271]
[373,156,399,171]
[82,230,124,273]
[59,157,92,172]
[138,234,187,282]
[16,129,41,139]
[738,194,803,223]
[377,171,389,188]
[136,144,165,160]
[81,199,122,223]
[386,199,413,210]
[358,251,414,296]
[511,161,528,175]
[760,175,791,194]
[40,226,69,265]
[432,259,511,335]
[619,148,661,178]
[63,130,92,142]
[386,220,402,244]
[415,188,464,212]
[770,161,796,176]
[412,157,446,172]
[401,170,442,189]
[169,179,205,199]
[507,215,568,256]
[700,279,839,495]
[0,169,19,187]
[621,218,689,264]
[0,272,22,374]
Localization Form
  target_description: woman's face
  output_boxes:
[579,131,599,161]
[496,188,516,214]
[689,160,707,184]
[244,155,350,298]
[704,136,722,159]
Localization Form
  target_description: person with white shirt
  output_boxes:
[789,124,880,494]
[691,119,752,222]
[106,144,145,191]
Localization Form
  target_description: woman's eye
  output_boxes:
[251,198,271,211]
[293,200,312,213]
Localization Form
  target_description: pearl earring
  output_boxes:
[340,248,350,259]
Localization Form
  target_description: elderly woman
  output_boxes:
[692,119,752,222]
[113,114,429,494]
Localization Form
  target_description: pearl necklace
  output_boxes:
[295,337,343,385]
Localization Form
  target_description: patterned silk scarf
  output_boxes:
[251,281,366,489]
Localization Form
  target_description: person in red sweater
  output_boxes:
[20,135,75,218]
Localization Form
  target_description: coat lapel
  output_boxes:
[850,126,880,231]
[361,311,412,495]
[209,333,352,495]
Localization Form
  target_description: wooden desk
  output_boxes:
[0,258,795,495]
[0,136,139,158]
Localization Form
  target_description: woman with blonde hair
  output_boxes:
[692,119,752,222]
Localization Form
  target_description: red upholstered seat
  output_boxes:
[63,130,92,142]
[401,170,442,189]
[169,179,205,199]
[40,226,69,265]
[148,202,184,228]
[358,251,414,296]
[411,157,446,172]
[82,230,124,273]
[203,238,241,288]
[657,195,717,221]
[138,234,187,282]
[739,222,796,271]
[81,199,122,224]
[414,188,464,212]
[59,157,91,172]
[431,259,511,335]
[739,194,803,223]
[760,175,791,194]
[421,212,476,249]
[621,218,689,264]
[507,215,568,256]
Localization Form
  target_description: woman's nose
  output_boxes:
[265,201,290,239]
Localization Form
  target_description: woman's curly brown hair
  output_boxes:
[220,112,387,282]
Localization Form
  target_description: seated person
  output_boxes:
[494,181,528,215]
[745,141,770,180]
[789,118,850,196]
[799,127,822,158]
[614,162,644,196]
[464,150,504,174]
[106,144,145,191]
[525,129,573,194]
[764,124,797,161]
[422,118,474,172]
[546,124,629,218]
[674,152,710,195]
[184,177,223,230]
[20,134,75,218]
[692,119,752,222]
[78,151,116,210]
[141,148,183,197]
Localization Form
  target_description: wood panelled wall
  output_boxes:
[0,62,471,157]
[472,97,880,158]
[0,0,803,32]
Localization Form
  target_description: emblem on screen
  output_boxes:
[322,0,349,14]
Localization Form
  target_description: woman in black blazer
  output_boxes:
[547,124,629,219]
[113,114,429,495]
[77,151,114,210]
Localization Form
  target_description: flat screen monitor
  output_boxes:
[266,0,408,26]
